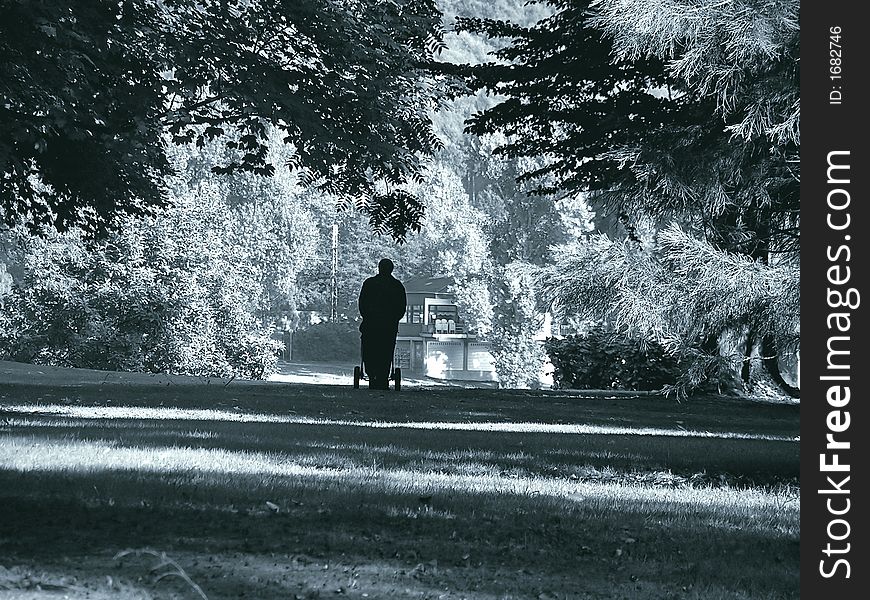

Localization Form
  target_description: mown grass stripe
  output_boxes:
[0,403,798,441]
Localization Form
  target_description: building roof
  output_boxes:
[402,276,455,295]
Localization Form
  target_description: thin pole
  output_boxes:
[330,222,338,321]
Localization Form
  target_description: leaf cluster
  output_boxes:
[538,225,799,392]
[451,0,799,257]
[454,1,675,198]
[1,0,448,240]
[545,326,689,391]
[0,196,281,379]
[1,0,171,233]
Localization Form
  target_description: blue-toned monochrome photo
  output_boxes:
[1,1,807,598]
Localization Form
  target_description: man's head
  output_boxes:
[378,258,394,275]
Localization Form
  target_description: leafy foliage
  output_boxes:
[166,132,321,327]
[453,0,800,396]
[485,262,546,389]
[446,141,592,389]
[0,192,280,380]
[453,0,799,252]
[0,0,171,233]
[0,260,11,302]
[453,0,673,199]
[1,0,448,240]
[589,0,800,261]
[402,164,491,277]
[539,225,799,394]
[291,322,360,363]
[544,327,690,391]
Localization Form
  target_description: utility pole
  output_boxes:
[330,222,338,321]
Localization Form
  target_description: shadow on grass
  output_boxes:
[1,412,798,487]
[1,380,799,487]
[0,465,798,600]
[0,380,800,436]
[0,381,799,599]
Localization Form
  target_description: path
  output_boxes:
[268,360,497,389]
[0,359,496,390]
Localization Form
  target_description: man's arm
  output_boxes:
[394,284,407,322]
[358,279,372,320]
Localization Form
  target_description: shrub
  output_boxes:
[0,218,281,380]
[544,327,687,391]
[291,321,360,363]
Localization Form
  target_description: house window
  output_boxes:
[400,304,423,324]
[429,305,459,334]
[428,304,457,323]
[408,304,423,324]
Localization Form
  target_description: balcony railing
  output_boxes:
[425,319,465,335]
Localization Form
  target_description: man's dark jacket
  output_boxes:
[358,273,407,335]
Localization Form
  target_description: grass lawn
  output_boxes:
[0,362,799,599]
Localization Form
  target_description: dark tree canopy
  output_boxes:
[454,4,672,198]
[452,0,800,396]
[1,0,169,233]
[453,0,799,257]
[1,0,447,239]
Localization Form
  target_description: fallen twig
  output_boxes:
[114,548,209,600]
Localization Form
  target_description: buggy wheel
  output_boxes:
[393,367,401,391]
[353,365,361,389]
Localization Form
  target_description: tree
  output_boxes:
[1,0,447,240]
[0,192,280,378]
[402,164,490,277]
[0,128,336,379]
[166,130,321,327]
[1,0,170,234]
[454,261,546,389]
[451,1,672,201]
[447,136,594,389]
[452,0,800,396]
[588,0,800,260]
[0,261,11,305]
[540,226,799,393]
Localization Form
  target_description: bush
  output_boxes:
[291,321,360,363]
[544,327,687,391]
[0,220,281,380]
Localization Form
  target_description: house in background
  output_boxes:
[395,276,497,382]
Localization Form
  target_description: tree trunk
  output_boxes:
[740,329,754,386]
[761,334,800,398]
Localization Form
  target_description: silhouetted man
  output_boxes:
[358,258,407,390]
